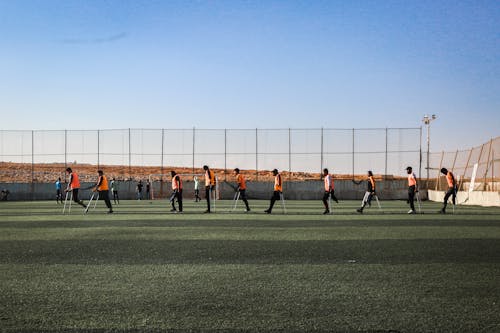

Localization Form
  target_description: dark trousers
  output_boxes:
[268,191,281,212]
[205,185,214,211]
[170,189,183,211]
[408,185,416,211]
[98,190,113,211]
[239,189,250,210]
[443,187,456,210]
[56,189,63,203]
[71,189,86,207]
[194,189,201,201]
[112,190,119,204]
[322,190,338,210]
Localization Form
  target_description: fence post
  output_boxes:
[451,150,459,173]
[320,127,324,179]
[161,128,164,177]
[31,130,34,184]
[128,128,131,180]
[435,151,444,191]
[385,127,388,178]
[288,128,291,180]
[482,139,493,190]
[64,129,68,170]
[459,148,473,191]
[419,126,423,182]
[255,128,258,181]
[352,128,355,179]
[224,128,227,181]
[192,127,195,175]
[97,129,100,168]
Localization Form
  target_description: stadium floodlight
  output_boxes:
[422,114,437,180]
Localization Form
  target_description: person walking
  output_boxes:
[110,177,119,204]
[203,165,216,213]
[56,177,63,203]
[234,168,251,212]
[169,171,183,213]
[193,175,201,202]
[440,168,457,214]
[406,166,418,214]
[264,169,283,214]
[136,180,143,200]
[93,170,113,214]
[357,171,376,214]
[65,167,87,208]
[322,168,338,214]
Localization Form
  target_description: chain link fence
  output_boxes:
[429,136,499,192]
[0,128,422,183]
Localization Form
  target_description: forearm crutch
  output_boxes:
[232,191,240,211]
[416,191,422,214]
[62,190,72,214]
[84,192,97,214]
[374,195,382,210]
[279,192,287,214]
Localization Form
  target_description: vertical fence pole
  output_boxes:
[352,128,355,179]
[161,129,164,177]
[128,128,131,180]
[435,151,444,191]
[288,128,291,180]
[97,129,100,168]
[320,127,324,179]
[385,127,388,178]
[255,128,258,181]
[451,150,459,173]
[31,130,34,184]
[224,128,227,181]
[483,139,493,190]
[419,126,423,182]
[192,127,195,175]
[460,148,473,191]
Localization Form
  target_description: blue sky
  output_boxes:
[0,0,499,151]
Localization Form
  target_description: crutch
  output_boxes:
[84,192,98,214]
[374,195,382,210]
[361,192,370,207]
[232,190,240,211]
[415,191,422,214]
[279,192,287,214]
[62,190,72,214]
[328,193,332,214]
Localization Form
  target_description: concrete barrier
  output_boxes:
[0,179,427,201]
[428,190,500,207]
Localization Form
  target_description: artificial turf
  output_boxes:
[0,199,499,332]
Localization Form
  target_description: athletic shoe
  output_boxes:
[264,209,271,214]
[170,208,177,212]
[439,208,446,214]
[245,208,251,212]
[408,210,416,214]
[204,210,211,213]
[323,210,330,215]
[356,208,363,214]
[108,210,113,214]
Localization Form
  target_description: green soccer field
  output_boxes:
[1,199,500,332]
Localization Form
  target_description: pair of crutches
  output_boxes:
[84,191,99,214]
[279,192,287,214]
[361,191,382,210]
[232,190,241,211]
[62,190,73,214]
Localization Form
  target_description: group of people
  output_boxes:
[58,165,458,215]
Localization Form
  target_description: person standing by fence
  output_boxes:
[203,165,216,213]
[55,177,63,204]
[265,169,283,214]
[440,168,457,214]
[136,180,143,200]
[193,175,201,202]
[406,166,418,214]
[110,178,119,204]
[169,171,183,213]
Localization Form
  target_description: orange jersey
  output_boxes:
[324,174,333,191]
[97,175,109,191]
[446,172,455,188]
[274,173,282,192]
[69,172,80,190]
[172,174,182,190]
[205,170,215,186]
[236,174,246,190]
[408,173,417,187]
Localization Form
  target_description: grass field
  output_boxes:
[1,199,500,333]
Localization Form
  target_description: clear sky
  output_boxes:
[1,0,499,152]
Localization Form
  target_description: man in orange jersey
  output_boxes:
[440,168,457,214]
[93,170,113,213]
[322,168,338,214]
[233,168,250,212]
[357,171,376,214]
[65,167,87,208]
[169,170,183,213]
[203,165,216,213]
[264,169,282,214]
[406,166,418,214]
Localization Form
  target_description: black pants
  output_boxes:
[170,189,183,212]
[267,191,281,212]
[408,185,416,211]
[443,187,456,210]
[56,189,63,203]
[359,191,374,211]
[98,190,113,211]
[205,185,214,211]
[71,189,86,207]
[112,190,119,204]
[322,190,338,210]
[238,189,250,210]
[194,189,201,201]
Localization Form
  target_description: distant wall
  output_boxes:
[0,179,426,201]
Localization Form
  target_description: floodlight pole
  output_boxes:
[423,114,437,181]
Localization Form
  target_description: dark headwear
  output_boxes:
[203,165,209,170]
[368,171,373,176]
[234,168,240,173]
[66,167,72,172]
[441,168,448,175]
